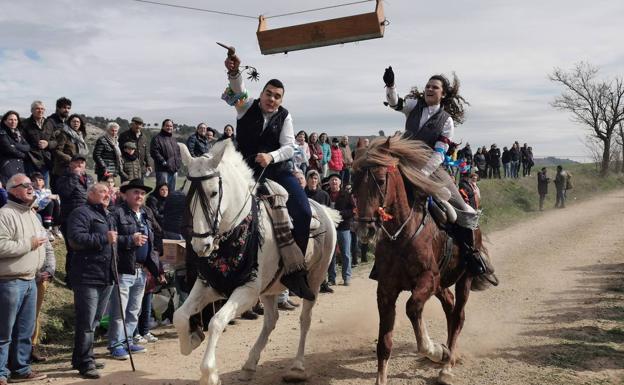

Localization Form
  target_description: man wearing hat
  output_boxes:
[108,179,163,360]
[56,154,94,277]
[118,117,152,180]
[119,141,142,182]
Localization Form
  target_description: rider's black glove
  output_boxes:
[383,66,394,87]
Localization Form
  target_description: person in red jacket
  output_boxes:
[328,137,343,174]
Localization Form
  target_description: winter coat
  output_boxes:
[488,148,501,167]
[146,193,166,228]
[321,142,331,166]
[120,151,142,182]
[56,172,94,223]
[93,135,121,179]
[340,143,353,168]
[328,145,344,171]
[67,203,115,286]
[474,152,486,171]
[459,146,473,165]
[21,115,56,171]
[0,198,47,280]
[554,170,567,191]
[537,171,549,195]
[329,190,355,231]
[52,129,87,177]
[307,142,323,171]
[186,133,213,157]
[509,147,521,162]
[110,202,160,278]
[118,129,151,174]
[305,187,330,206]
[501,149,511,164]
[150,131,182,173]
[0,125,30,185]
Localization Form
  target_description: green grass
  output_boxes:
[478,164,624,232]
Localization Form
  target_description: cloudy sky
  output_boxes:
[1,0,622,160]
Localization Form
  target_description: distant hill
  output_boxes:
[533,157,579,167]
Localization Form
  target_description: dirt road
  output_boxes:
[37,190,624,385]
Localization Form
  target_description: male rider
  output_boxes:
[224,53,314,301]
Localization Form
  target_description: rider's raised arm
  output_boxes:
[269,114,295,163]
[420,117,455,176]
[227,71,254,118]
[385,85,418,117]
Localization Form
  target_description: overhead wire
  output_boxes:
[130,0,375,20]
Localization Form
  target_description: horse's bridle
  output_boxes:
[187,171,223,239]
[356,166,420,242]
[187,166,265,245]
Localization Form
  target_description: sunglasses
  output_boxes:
[14,182,34,189]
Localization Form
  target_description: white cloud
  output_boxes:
[1,0,623,161]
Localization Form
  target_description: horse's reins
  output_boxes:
[360,166,425,242]
[187,166,267,251]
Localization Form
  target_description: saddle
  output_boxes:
[259,179,322,231]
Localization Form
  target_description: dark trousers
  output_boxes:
[60,222,74,282]
[136,292,153,337]
[273,171,312,254]
[72,285,113,371]
[350,230,359,264]
[38,200,60,228]
[539,194,546,211]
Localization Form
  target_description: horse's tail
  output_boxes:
[311,200,342,227]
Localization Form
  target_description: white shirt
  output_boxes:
[385,85,455,176]
[228,73,295,163]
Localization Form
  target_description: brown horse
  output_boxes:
[352,136,496,385]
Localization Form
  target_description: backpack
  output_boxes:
[565,172,573,189]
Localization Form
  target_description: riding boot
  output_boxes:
[281,269,315,301]
[454,225,487,276]
[369,261,379,281]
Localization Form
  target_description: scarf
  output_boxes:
[62,125,89,155]
[104,133,123,167]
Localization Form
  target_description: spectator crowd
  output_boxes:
[0,96,555,383]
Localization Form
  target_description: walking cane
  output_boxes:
[111,242,136,372]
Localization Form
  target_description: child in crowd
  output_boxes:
[120,141,142,182]
[31,172,62,240]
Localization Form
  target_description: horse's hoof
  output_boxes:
[238,368,255,382]
[190,329,205,350]
[437,368,455,385]
[282,367,309,383]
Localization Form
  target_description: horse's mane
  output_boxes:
[210,139,256,192]
[353,135,448,199]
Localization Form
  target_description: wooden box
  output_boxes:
[257,0,385,55]
[160,239,186,267]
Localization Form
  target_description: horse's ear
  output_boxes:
[179,143,193,166]
[210,140,227,166]
[382,137,392,149]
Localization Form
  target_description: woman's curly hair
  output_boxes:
[406,73,469,125]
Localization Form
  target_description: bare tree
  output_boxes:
[615,122,624,173]
[550,62,624,176]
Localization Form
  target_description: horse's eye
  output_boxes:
[210,191,218,198]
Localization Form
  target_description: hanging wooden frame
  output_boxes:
[257,0,385,55]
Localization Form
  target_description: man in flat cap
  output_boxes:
[119,117,152,181]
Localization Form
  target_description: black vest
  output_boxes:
[403,99,451,148]
[236,99,291,179]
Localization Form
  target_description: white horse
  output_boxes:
[173,139,339,385]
